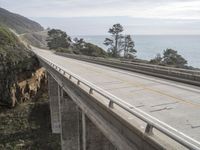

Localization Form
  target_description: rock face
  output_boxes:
[0,26,45,107]
[11,68,46,107]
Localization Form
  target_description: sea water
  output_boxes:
[76,35,200,68]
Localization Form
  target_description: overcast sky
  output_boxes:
[1,0,200,35]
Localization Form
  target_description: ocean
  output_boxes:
[75,35,200,68]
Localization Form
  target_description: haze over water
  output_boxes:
[77,35,200,68]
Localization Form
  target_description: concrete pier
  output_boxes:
[83,113,116,150]
[57,85,115,150]
[58,87,80,150]
[48,74,60,134]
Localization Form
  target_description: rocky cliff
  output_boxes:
[0,26,45,107]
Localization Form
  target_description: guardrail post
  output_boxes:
[109,101,114,108]
[145,124,153,135]
[77,80,80,85]
[89,88,93,94]
[69,75,72,80]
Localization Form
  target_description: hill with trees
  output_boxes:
[0,7,43,34]
[47,29,107,57]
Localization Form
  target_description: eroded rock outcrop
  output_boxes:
[11,68,46,107]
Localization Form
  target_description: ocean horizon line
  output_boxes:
[72,34,200,37]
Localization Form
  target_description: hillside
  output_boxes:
[20,30,48,49]
[0,7,43,34]
[0,17,60,149]
[0,25,30,61]
[0,25,39,107]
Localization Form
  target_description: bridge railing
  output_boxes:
[56,52,200,86]
[57,52,200,74]
[37,54,200,150]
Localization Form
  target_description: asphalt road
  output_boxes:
[32,47,200,143]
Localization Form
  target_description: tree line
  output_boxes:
[103,23,187,68]
[46,24,188,68]
[46,29,107,57]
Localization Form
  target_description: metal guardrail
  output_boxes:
[37,54,200,150]
[108,58,200,75]
[56,53,200,75]
[56,53,200,86]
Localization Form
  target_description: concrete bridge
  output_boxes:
[32,47,200,150]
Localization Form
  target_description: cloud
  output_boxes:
[1,0,200,35]
[33,16,200,35]
[0,0,200,19]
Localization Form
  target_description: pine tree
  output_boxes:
[123,35,136,58]
[104,24,124,57]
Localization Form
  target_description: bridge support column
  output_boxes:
[58,86,115,150]
[82,112,116,150]
[48,73,60,133]
[59,88,80,150]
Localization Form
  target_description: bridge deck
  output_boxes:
[33,47,200,142]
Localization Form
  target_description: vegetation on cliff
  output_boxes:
[0,26,30,60]
[46,29,107,57]
[0,26,40,107]
[150,49,188,68]
[47,29,72,50]
[0,7,43,34]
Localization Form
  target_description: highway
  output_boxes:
[32,47,200,144]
